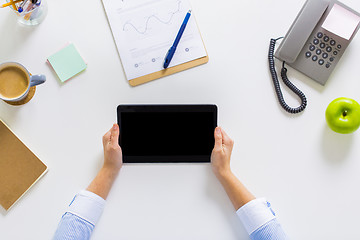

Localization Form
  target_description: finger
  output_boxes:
[110,124,120,146]
[103,130,111,145]
[214,127,223,149]
[220,128,234,147]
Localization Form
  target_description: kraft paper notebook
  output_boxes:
[101,0,209,86]
[0,120,47,211]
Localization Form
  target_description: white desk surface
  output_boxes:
[1,0,360,239]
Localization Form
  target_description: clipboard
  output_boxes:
[129,55,209,86]
[101,0,208,87]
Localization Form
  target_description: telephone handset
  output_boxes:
[269,0,360,114]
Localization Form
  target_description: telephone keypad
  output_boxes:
[307,32,343,68]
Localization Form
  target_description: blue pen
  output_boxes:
[163,10,191,69]
[18,0,37,12]
[18,0,29,13]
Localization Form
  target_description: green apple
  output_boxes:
[325,97,360,134]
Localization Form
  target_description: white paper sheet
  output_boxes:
[101,0,207,80]
[322,4,360,40]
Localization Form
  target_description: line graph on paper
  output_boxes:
[118,0,187,38]
[122,0,182,35]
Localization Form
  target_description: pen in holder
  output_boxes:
[6,0,47,26]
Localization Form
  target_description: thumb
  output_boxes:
[214,127,223,150]
[110,124,120,145]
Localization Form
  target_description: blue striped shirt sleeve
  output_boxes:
[236,198,288,240]
[53,212,94,240]
[250,218,288,240]
[53,190,106,240]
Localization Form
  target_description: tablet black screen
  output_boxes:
[117,105,217,163]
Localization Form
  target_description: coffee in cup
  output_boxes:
[0,62,46,102]
[0,65,29,99]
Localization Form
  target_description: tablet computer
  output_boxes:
[117,105,217,163]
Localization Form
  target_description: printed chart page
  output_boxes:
[102,0,207,80]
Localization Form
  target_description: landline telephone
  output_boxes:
[269,0,360,114]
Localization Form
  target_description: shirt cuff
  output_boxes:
[236,198,276,235]
[67,190,106,226]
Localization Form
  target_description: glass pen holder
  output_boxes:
[6,0,47,26]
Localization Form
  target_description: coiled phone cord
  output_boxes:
[268,38,307,114]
